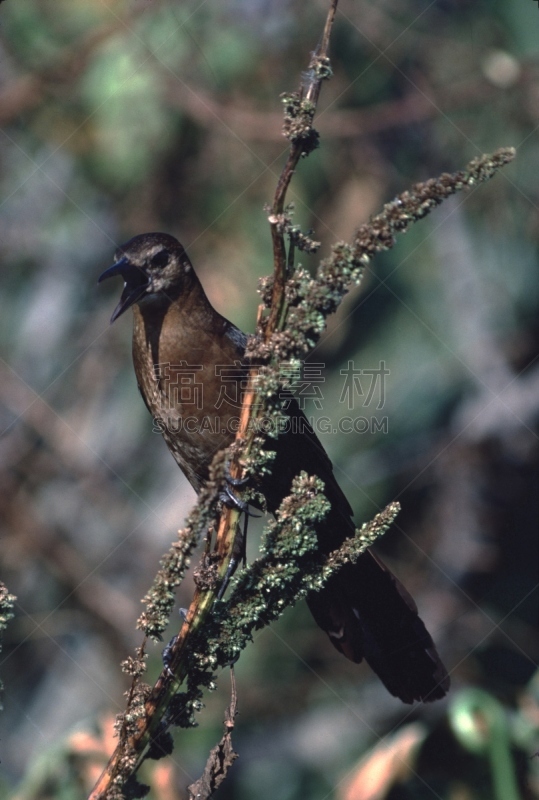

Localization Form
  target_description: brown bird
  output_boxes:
[99,232,450,703]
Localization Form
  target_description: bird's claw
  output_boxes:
[161,609,189,677]
[162,634,178,678]
[216,465,260,600]
[220,484,260,516]
[224,460,250,488]
[217,558,239,602]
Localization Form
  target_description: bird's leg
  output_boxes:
[218,459,253,511]
[221,461,259,538]
[162,637,177,678]
[216,518,247,601]
[162,608,188,677]
[223,463,250,489]
[219,484,259,516]
[217,464,261,598]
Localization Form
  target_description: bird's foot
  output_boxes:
[217,467,260,599]
[216,497,254,600]
[217,558,239,601]
[219,484,260,516]
[162,635,177,678]
[224,460,250,488]
[162,608,188,677]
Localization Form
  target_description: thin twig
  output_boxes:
[267,0,338,334]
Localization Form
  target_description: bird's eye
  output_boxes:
[150,250,169,269]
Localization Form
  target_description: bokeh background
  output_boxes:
[0,1,538,798]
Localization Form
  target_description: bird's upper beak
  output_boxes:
[98,256,149,323]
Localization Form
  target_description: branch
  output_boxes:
[266,0,337,333]
[247,147,516,366]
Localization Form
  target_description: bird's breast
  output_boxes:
[132,304,248,491]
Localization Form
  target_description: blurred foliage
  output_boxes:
[0,0,538,798]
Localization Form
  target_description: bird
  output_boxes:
[99,231,450,703]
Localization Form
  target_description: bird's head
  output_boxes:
[98,232,194,323]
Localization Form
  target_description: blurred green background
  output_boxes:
[0,1,538,798]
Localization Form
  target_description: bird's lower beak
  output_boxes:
[98,256,149,323]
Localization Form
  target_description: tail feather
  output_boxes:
[266,410,449,702]
[307,552,450,703]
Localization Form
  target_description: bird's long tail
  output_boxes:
[307,549,450,703]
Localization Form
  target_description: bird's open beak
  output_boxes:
[98,256,149,323]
